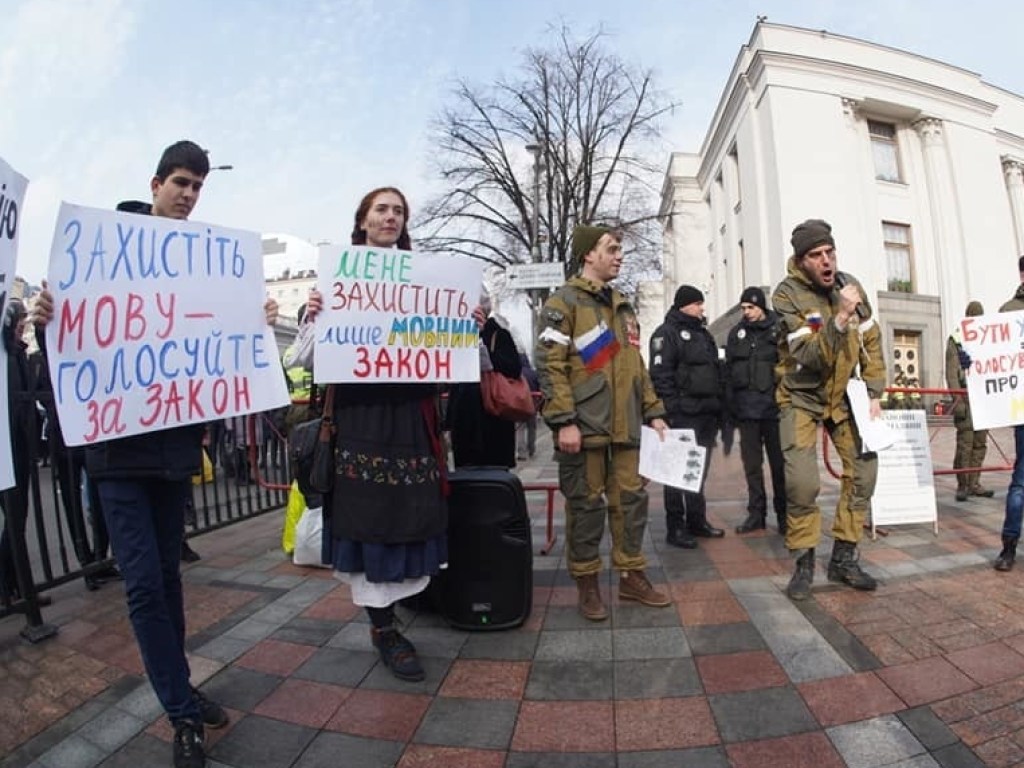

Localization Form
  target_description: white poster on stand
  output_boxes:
[44,203,290,447]
[0,157,28,491]
[871,410,938,536]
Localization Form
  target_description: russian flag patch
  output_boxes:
[575,321,621,372]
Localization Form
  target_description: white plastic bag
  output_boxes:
[293,506,328,567]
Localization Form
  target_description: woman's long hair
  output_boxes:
[351,186,412,249]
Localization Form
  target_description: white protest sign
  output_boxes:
[871,410,938,536]
[639,426,706,492]
[961,310,1024,430]
[313,245,484,383]
[45,203,290,447]
[0,157,28,490]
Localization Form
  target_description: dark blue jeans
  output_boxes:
[1002,425,1024,539]
[97,478,200,722]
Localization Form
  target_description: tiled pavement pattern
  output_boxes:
[1,426,1023,766]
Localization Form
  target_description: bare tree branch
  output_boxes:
[416,25,679,300]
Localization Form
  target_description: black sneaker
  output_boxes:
[371,627,425,682]
[191,686,228,730]
[172,719,206,768]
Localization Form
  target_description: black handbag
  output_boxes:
[289,385,336,497]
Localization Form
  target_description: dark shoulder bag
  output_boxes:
[289,385,336,497]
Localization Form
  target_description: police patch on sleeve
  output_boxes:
[653,354,662,366]
[652,336,664,352]
[680,330,691,341]
[737,329,746,340]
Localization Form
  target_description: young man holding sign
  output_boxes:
[995,262,1024,571]
[34,141,279,768]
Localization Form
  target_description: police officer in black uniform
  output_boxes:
[649,285,725,548]
[725,286,786,535]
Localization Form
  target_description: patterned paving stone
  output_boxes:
[696,650,788,694]
[683,622,767,656]
[725,731,847,768]
[614,697,719,750]
[611,627,690,659]
[291,732,404,768]
[253,678,351,729]
[616,746,731,767]
[325,689,431,742]
[944,641,1024,686]
[413,697,519,749]
[505,753,615,768]
[207,714,317,768]
[798,671,905,727]
[708,687,819,743]
[877,657,979,707]
[827,714,928,768]
[613,658,702,699]
[438,659,530,699]
[397,744,506,768]
[525,660,614,700]
[511,701,615,752]
[235,638,317,677]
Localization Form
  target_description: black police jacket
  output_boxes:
[725,311,781,421]
[648,310,722,420]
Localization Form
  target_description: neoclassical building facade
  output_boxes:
[644,22,1024,391]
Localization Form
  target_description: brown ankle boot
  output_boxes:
[619,570,671,607]
[575,573,608,621]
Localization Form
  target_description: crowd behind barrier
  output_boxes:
[0,406,290,640]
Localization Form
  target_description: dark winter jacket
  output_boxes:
[725,311,781,421]
[648,310,723,422]
[447,317,522,468]
[4,334,37,483]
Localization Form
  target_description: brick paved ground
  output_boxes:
[0,424,1020,767]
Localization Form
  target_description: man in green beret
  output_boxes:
[535,224,671,621]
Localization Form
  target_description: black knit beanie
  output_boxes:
[791,219,835,258]
[739,286,766,311]
[673,284,704,310]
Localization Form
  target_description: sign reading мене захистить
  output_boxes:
[312,245,484,383]
[45,203,290,447]
[0,155,28,490]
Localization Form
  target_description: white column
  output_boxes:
[1003,158,1024,255]
[914,117,966,333]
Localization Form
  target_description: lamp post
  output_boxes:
[525,143,542,262]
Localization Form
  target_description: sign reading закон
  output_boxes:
[0,155,28,490]
[312,245,484,384]
[44,202,290,446]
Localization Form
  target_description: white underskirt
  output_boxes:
[334,563,448,608]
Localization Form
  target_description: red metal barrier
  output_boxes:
[522,482,559,555]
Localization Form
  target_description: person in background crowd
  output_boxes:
[286,186,447,683]
[536,224,671,621]
[516,338,540,461]
[994,259,1024,571]
[772,218,884,601]
[446,294,521,469]
[34,140,280,768]
[725,286,786,535]
[29,341,119,590]
[946,301,993,502]
[0,298,44,605]
[649,285,726,549]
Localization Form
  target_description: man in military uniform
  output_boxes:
[772,219,885,601]
[536,225,670,621]
[648,285,726,548]
[945,301,992,502]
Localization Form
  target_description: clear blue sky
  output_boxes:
[5,0,1024,282]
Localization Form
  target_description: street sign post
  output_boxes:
[507,262,564,290]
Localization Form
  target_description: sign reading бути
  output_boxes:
[312,244,484,383]
[962,309,1024,430]
[45,203,290,447]
[0,156,28,490]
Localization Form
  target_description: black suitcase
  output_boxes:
[435,467,533,630]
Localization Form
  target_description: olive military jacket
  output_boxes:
[772,258,885,422]
[535,276,665,447]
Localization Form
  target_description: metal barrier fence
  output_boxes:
[0,409,290,642]
[822,385,1015,480]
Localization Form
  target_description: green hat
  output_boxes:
[571,225,613,268]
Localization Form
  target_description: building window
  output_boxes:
[883,221,913,292]
[892,330,921,388]
[869,120,902,183]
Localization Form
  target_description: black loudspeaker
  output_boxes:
[435,468,533,630]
